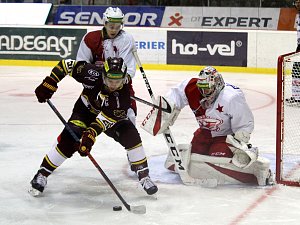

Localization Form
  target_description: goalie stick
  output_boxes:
[132,47,217,187]
[46,99,146,214]
[131,95,171,113]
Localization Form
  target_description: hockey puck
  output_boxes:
[113,206,122,211]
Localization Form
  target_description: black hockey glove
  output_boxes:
[296,44,300,52]
[78,128,97,157]
[35,76,58,103]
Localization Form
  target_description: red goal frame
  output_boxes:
[276,51,300,186]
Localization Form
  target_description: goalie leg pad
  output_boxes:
[251,156,272,185]
[164,144,191,172]
[189,154,272,186]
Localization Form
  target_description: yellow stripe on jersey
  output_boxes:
[89,122,103,136]
[61,59,69,74]
[101,112,117,123]
[51,71,61,82]
[95,118,105,130]
[70,120,87,128]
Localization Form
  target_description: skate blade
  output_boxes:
[28,187,43,197]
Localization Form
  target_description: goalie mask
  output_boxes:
[103,7,124,38]
[103,57,127,91]
[196,66,225,108]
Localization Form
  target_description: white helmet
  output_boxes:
[103,7,124,24]
[196,66,225,108]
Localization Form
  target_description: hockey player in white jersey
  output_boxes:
[141,66,273,186]
[76,7,137,124]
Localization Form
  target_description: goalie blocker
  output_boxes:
[141,96,180,136]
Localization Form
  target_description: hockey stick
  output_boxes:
[132,48,217,187]
[46,99,146,214]
[130,95,171,113]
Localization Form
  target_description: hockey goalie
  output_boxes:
[141,66,274,186]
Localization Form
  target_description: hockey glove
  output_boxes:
[297,44,300,52]
[78,127,97,157]
[35,76,58,103]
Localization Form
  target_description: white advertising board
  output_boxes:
[0,3,52,25]
[162,7,280,30]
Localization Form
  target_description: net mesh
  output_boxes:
[279,52,300,184]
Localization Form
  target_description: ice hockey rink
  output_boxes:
[1,65,300,225]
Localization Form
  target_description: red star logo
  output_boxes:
[216,104,223,112]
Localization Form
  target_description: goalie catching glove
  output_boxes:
[141,96,180,136]
[226,131,258,169]
[35,76,58,103]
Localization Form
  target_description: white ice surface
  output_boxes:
[1,66,300,225]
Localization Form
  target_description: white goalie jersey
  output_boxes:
[141,78,254,138]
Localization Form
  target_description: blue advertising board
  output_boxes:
[54,6,165,27]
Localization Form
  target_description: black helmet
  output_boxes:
[103,57,127,79]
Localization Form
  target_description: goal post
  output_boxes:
[276,51,300,186]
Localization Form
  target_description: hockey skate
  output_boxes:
[133,162,158,195]
[28,170,47,197]
[139,176,158,195]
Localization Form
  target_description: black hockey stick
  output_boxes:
[46,99,146,214]
[131,95,171,113]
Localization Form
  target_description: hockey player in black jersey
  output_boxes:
[29,57,158,196]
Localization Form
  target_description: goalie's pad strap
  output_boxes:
[190,153,232,164]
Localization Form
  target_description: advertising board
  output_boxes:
[0,27,86,60]
[167,31,248,66]
[54,6,164,27]
[162,7,295,30]
[0,3,52,25]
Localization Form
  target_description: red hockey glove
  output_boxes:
[35,76,58,103]
[78,128,97,157]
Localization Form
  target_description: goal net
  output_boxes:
[276,51,300,186]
